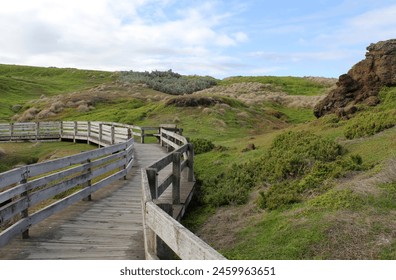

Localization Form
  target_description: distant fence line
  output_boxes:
[0,121,182,145]
[0,121,225,260]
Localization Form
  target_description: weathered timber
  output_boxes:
[145,202,225,260]
[0,122,224,260]
[141,127,224,260]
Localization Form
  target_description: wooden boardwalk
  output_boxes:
[0,143,167,260]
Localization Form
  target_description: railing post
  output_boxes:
[159,128,163,147]
[99,123,103,146]
[141,129,145,144]
[73,121,77,143]
[10,123,14,140]
[111,125,115,144]
[187,143,195,182]
[82,159,92,201]
[20,167,29,239]
[123,143,129,180]
[59,121,63,140]
[35,122,39,140]
[87,121,91,144]
[172,152,181,204]
[156,203,174,259]
[146,168,158,199]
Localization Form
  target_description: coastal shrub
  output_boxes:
[308,189,364,210]
[200,131,363,209]
[344,87,396,139]
[190,138,215,154]
[344,110,396,139]
[118,70,217,95]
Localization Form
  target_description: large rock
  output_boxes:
[314,39,396,118]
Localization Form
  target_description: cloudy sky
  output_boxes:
[1,0,396,78]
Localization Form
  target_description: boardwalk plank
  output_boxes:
[0,143,170,260]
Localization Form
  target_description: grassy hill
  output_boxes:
[0,64,395,259]
[0,64,114,121]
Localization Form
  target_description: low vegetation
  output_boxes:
[118,69,217,95]
[1,64,395,259]
[0,141,95,173]
[344,87,396,139]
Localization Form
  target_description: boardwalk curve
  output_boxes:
[0,143,164,259]
[0,121,225,260]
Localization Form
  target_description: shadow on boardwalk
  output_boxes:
[0,143,166,260]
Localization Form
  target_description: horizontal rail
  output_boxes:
[0,121,134,247]
[141,127,225,260]
[1,121,224,260]
[0,121,134,147]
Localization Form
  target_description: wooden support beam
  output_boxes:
[146,168,158,199]
[20,168,29,239]
[172,152,181,204]
[187,143,195,182]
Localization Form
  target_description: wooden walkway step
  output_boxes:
[0,143,168,260]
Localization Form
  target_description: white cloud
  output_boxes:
[248,50,351,62]
[341,4,396,44]
[308,3,396,47]
[0,0,247,76]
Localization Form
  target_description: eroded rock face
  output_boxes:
[314,39,396,118]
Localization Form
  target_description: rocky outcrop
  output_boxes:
[314,39,396,118]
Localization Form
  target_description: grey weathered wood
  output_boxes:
[0,162,90,204]
[0,168,26,190]
[161,128,187,144]
[139,129,223,260]
[0,122,134,248]
[187,143,195,182]
[145,202,225,260]
[155,203,174,259]
[146,168,158,199]
[149,153,173,171]
[161,137,180,150]
[172,152,181,204]
[0,143,165,259]
[157,173,172,197]
[0,122,224,261]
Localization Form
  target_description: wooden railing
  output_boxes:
[141,129,226,260]
[0,121,225,260]
[0,121,133,146]
[129,125,183,144]
[0,121,134,247]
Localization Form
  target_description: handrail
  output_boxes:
[141,128,226,260]
[0,121,225,260]
[0,121,134,247]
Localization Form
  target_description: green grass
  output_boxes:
[224,209,328,259]
[264,102,317,124]
[0,64,114,121]
[223,181,396,259]
[343,87,396,140]
[2,64,396,260]
[0,141,95,173]
[219,76,330,96]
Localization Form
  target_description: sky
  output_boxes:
[1,0,396,78]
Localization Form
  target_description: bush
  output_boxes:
[190,138,215,154]
[308,189,364,210]
[197,131,365,210]
[203,163,256,206]
[344,87,396,139]
[258,182,301,210]
[118,69,217,95]
[344,110,396,139]
[256,131,345,183]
